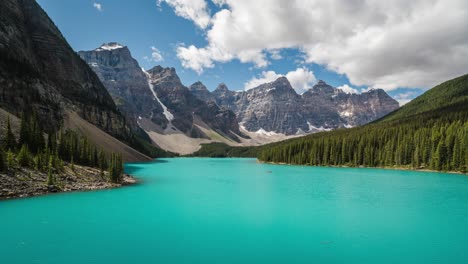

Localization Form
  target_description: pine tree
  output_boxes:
[70,155,75,172]
[6,150,15,169]
[17,144,31,167]
[33,155,41,171]
[4,116,16,151]
[47,156,54,186]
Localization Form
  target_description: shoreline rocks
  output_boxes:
[0,165,136,200]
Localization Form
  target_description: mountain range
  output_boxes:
[79,43,399,154]
[257,74,468,172]
[190,77,399,135]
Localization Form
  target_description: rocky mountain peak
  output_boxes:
[78,42,165,131]
[189,81,209,92]
[147,66,181,84]
[272,77,295,92]
[248,77,295,95]
[201,77,400,135]
[189,81,215,102]
[273,76,290,85]
[311,80,335,94]
[215,83,229,92]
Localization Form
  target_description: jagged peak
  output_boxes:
[147,65,176,74]
[145,65,181,83]
[215,83,229,92]
[362,88,393,99]
[270,77,294,91]
[189,81,208,91]
[95,42,126,51]
[273,76,289,84]
[310,79,335,93]
[192,81,204,86]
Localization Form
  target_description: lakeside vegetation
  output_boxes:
[191,74,468,174]
[258,74,468,173]
[189,142,259,157]
[1,112,125,185]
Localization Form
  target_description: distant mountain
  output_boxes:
[80,45,246,153]
[257,74,468,173]
[0,0,150,161]
[189,81,216,103]
[145,65,244,140]
[191,78,399,135]
[77,43,165,132]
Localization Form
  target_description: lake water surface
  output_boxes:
[1,158,467,263]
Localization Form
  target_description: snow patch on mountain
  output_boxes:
[339,110,353,117]
[307,121,332,132]
[143,71,174,122]
[96,43,124,51]
[255,128,283,136]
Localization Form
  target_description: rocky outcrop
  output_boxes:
[236,77,307,134]
[189,81,216,103]
[146,66,244,141]
[0,164,135,200]
[78,44,167,131]
[201,79,399,135]
[0,0,130,139]
[80,43,245,143]
[212,83,240,112]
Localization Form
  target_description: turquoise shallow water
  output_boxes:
[1,158,468,263]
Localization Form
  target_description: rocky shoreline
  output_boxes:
[0,164,136,200]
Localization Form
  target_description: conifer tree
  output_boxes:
[5,116,16,151]
[6,149,15,169]
[47,156,54,186]
[17,144,31,167]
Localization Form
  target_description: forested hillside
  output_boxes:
[258,74,468,173]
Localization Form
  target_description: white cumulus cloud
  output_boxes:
[150,46,164,61]
[93,2,102,12]
[144,46,164,62]
[244,67,316,94]
[157,0,211,29]
[163,0,468,91]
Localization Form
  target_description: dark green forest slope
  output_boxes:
[258,74,468,173]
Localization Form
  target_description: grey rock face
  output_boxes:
[80,44,245,141]
[212,83,240,112]
[78,44,167,130]
[189,81,215,103]
[199,78,399,135]
[0,0,129,138]
[236,77,307,134]
[146,66,244,141]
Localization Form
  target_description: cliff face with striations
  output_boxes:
[80,44,246,143]
[198,79,400,135]
[0,0,129,138]
[78,43,166,131]
[188,81,216,103]
[145,66,244,141]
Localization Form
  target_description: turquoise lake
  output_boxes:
[1,158,467,263]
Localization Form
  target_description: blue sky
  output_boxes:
[36,0,468,104]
